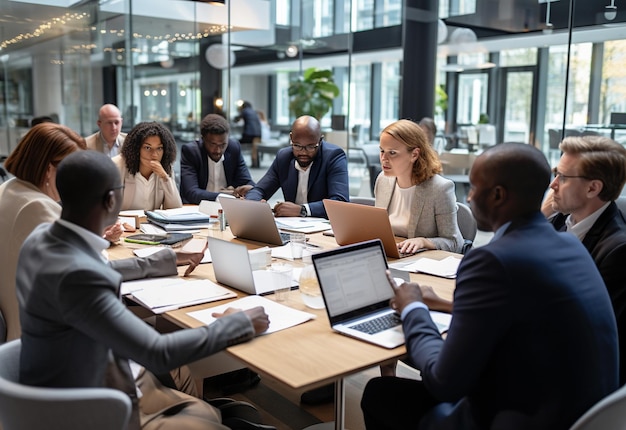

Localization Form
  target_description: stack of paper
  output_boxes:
[390,256,462,279]
[146,206,215,231]
[121,277,235,313]
[275,217,332,233]
[188,295,315,334]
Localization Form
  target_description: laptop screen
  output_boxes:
[312,240,391,322]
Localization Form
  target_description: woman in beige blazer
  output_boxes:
[375,119,463,254]
[113,121,182,211]
[0,123,86,341]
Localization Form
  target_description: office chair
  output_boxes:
[456,202,477,254]
[0,340,132,430]
[361,143,382,195]
[569,384,626,430]
[0,167,7,183]
[615,196,626,218]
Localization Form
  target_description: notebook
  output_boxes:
[208,237,297,295]
[218,197,290,246]
[312,239,405,349]
[323,199,420,259]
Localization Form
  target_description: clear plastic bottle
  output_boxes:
[299,255,325,309]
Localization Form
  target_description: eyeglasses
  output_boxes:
[141,145,164,153]
[290,137,322,153]
[552,167,589,183]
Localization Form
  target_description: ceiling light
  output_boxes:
[605,1,617,21]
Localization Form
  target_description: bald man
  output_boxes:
[245,115,349,218]
[361,143,618,430]
[85,104,126,157]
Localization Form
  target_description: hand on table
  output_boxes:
[175,244,206,276]
[386,270,424,315]
[103,221,123,243]
[212,306,270,335]
[273,201,301,217]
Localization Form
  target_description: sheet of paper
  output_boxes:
[153,206,202,216]
[124,278,235,314]
[140,223,167,235]
[187,295,315,334]
[118,216,137,230]
[271,244,320,261]
[199,200,222,217]
[275,217,332,233]
[119,209,146,217]
[132,240,212,263]
[430,311,452,333]
[390,256,461,278]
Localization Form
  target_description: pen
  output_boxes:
[306,243,322,249]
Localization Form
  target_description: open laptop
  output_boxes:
[323,199,419,259]
[219,197,289,246]
[312,239,405,349]
[208,237,297,295]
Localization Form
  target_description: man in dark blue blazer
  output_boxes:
[545,135,626,385]
[245,115,349,218]
[362,143,618,430]
[180,114,254,204]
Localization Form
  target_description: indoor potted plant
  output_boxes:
[288,67,340,121]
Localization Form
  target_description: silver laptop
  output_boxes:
[218,197,289,246]
[208,237,297,295]
[311,239,405,349]
[323,199,422,259]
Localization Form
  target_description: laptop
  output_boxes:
[208,237,297,295]
[323,199,419,259]
[218,197,290,246]
[312,239,405,349]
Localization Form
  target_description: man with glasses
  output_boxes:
[85,104,126,158]
[246,115,349,218]
[544,135,626,384]
[180,114,255,203]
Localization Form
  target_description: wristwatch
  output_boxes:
[300,205,307,217]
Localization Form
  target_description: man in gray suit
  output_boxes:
[85,104,127,157]
[17,150,270,430]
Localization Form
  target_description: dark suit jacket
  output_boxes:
[180,138,254,204]
[405,212,618,429]
[17,222,255,389]
[245,141,349,218]
[550,201,626,384]
[234,106,261,137]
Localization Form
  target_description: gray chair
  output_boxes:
[615,196,626,217]
[456,202,477,254]
[350,196,375,206]
[0,340,132,430]
[569,384,626,430]
[361,144,382,195]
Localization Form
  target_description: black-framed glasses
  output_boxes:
[552,167,589,183]
[290,136,322,153]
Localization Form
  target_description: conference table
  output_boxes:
[109,225,458,430]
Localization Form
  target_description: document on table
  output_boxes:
[275,217,332,233]
[121,277,235,314]
[133,238,212,263]
[187,295,316,334]
[390,256,462,279]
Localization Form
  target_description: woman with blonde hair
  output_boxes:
[375,119,462,254]
[113,121,182,210]
[0,123,86,341]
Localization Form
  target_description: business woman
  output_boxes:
[113,121,182,211]
[375,119,463,254]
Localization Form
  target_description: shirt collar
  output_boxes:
[490,221,512,242]
[565,201,611,241]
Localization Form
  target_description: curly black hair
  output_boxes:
[121,122,176,175]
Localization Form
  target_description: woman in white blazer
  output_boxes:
[113,121,182,211]
[375,119,463,254]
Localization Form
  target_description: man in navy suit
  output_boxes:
[245,115,349,218]
[180,114,254,203]
[545,135,626,385]
[361,143,618,429]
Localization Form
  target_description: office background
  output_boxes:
[0,0,624,188]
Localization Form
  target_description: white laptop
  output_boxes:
[323,199,422,259]
[218,197,290,246]
[208,237,297,295]
[311,239,405,349]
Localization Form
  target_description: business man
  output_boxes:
[246,115,349,218]
[180,114,255,203]
[85,104,126,157]
[361,143,618,429]
[17,150,269,430]
[545,135,626,385]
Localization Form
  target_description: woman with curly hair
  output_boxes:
[375,119,463,254]
[113,121,182,210]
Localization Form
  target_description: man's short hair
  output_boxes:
[559,136,626,202]
[200,114,229,138]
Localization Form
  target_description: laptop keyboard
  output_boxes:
[349,313,401,335]
[279,231,291,244]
